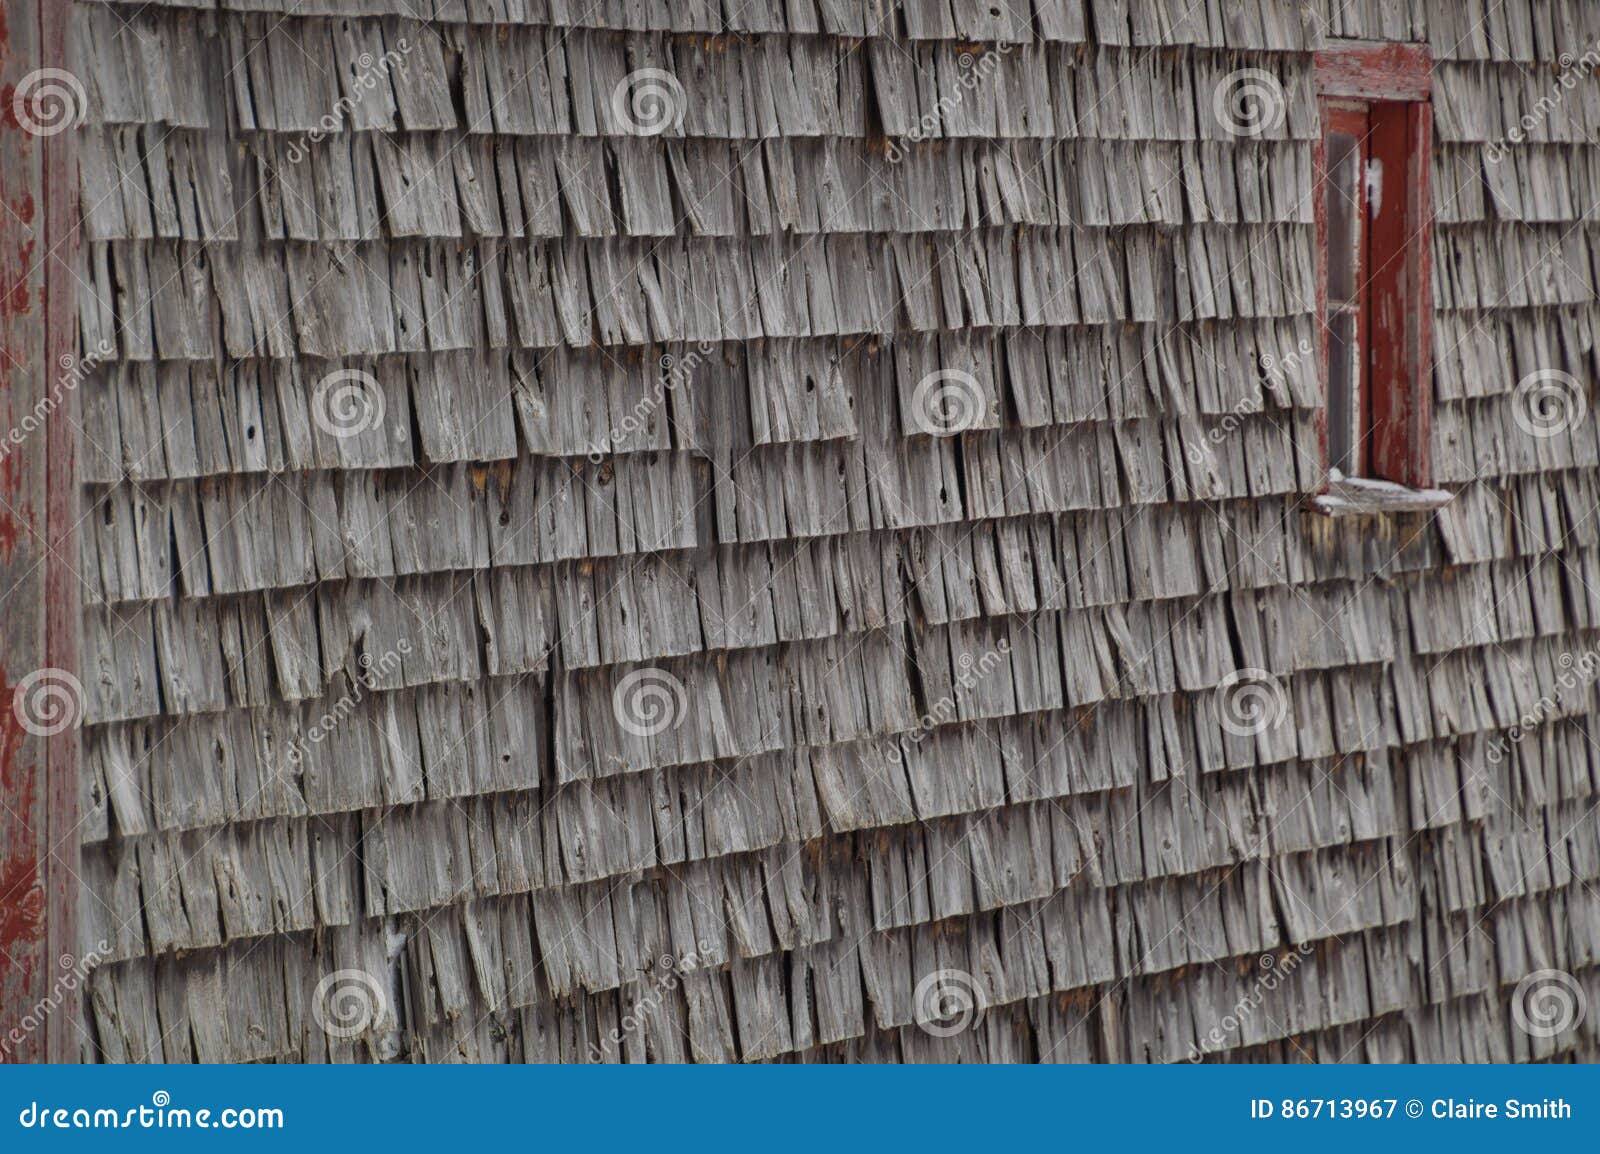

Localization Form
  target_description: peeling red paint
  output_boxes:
[0,852,45,959]
[4,238,34,315]
[1314,41,1432,101]
[0,681,43,966]
[0,453,24,562]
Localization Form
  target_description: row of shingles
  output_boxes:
[781,977,1600,1062]
[77,512,1417,749]
[72,0,1334,50]
[79,129,1312,244]
[74,220,1317,364]
[82,577,1506,889]
[72,306,1312,505]
[1323,0,1600,64]
[79,464,1389,713]
[79,8,1325,141]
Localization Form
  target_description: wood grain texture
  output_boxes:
[54,0,1600,1065]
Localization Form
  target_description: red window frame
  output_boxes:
[1313,43,1434,489]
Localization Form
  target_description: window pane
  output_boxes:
[1327,309,1359,475]
[1326,130,1362,306]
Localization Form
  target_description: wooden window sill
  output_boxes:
[1310,474,1453,517]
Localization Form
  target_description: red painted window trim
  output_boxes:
[1313,42,1434,489]
[1314,41,1433,101]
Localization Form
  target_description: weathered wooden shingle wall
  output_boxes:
[72,0,1600,1063]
